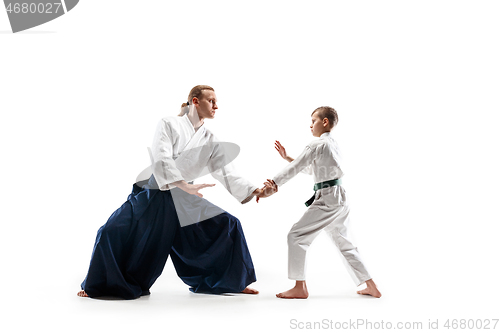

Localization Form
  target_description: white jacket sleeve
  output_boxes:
[301,165,313,175]
[273,145,315,187]
[208,142,258,203]
[151,119,184,191]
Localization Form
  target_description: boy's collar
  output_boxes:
[320,132,331,138]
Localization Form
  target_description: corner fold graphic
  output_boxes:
[64,0,78,12]
[4,0,79,33]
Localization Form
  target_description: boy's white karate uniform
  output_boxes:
[273,132,371,286]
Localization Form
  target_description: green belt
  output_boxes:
[305,179,342,207]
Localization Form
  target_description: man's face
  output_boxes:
[310,112,326,137]
[194,90,218,119]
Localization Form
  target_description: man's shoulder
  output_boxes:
[159,115,181,125]
[158,116,186,134]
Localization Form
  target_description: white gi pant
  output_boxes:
[288,185,371,286]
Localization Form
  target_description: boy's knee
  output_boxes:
[287,231,303,246]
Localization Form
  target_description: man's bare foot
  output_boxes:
[356,279,382,298]
[241,287,259,294]
[276,280,309,299]
[77,290,89,297]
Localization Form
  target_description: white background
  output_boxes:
[1,1,499,332]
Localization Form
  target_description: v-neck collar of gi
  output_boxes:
[182,114,205,133]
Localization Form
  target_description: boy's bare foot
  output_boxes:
[276,280,309,299]
[356,279,382,298]
[241,287,259,294]
[77,290,89,297]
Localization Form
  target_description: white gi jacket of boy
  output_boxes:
[273,132,344,189]
[271,132,371,285]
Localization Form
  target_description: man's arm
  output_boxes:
[208,142,259,204]
[241,188,263,204]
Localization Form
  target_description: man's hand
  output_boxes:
[172,180,215,198]
[256,179,278,203]
[275,140,294,163]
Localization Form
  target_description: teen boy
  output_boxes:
[261,106,381,299]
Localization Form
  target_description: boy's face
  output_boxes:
[310,112,329,137]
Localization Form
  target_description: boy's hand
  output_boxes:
[275,140,294,163]
[256,179,278,203]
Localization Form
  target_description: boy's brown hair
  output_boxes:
[311,106,338,128]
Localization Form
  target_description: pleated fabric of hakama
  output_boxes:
[81,184,256,299]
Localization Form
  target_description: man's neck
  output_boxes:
[187,110,204,131]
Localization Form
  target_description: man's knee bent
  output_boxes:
[218,212,242,228]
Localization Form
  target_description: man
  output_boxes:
[79,85,275,299]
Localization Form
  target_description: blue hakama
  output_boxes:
[81,184,256,299]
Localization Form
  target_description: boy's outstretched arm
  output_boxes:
[276,140,313,175]
[273,145,315,188]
